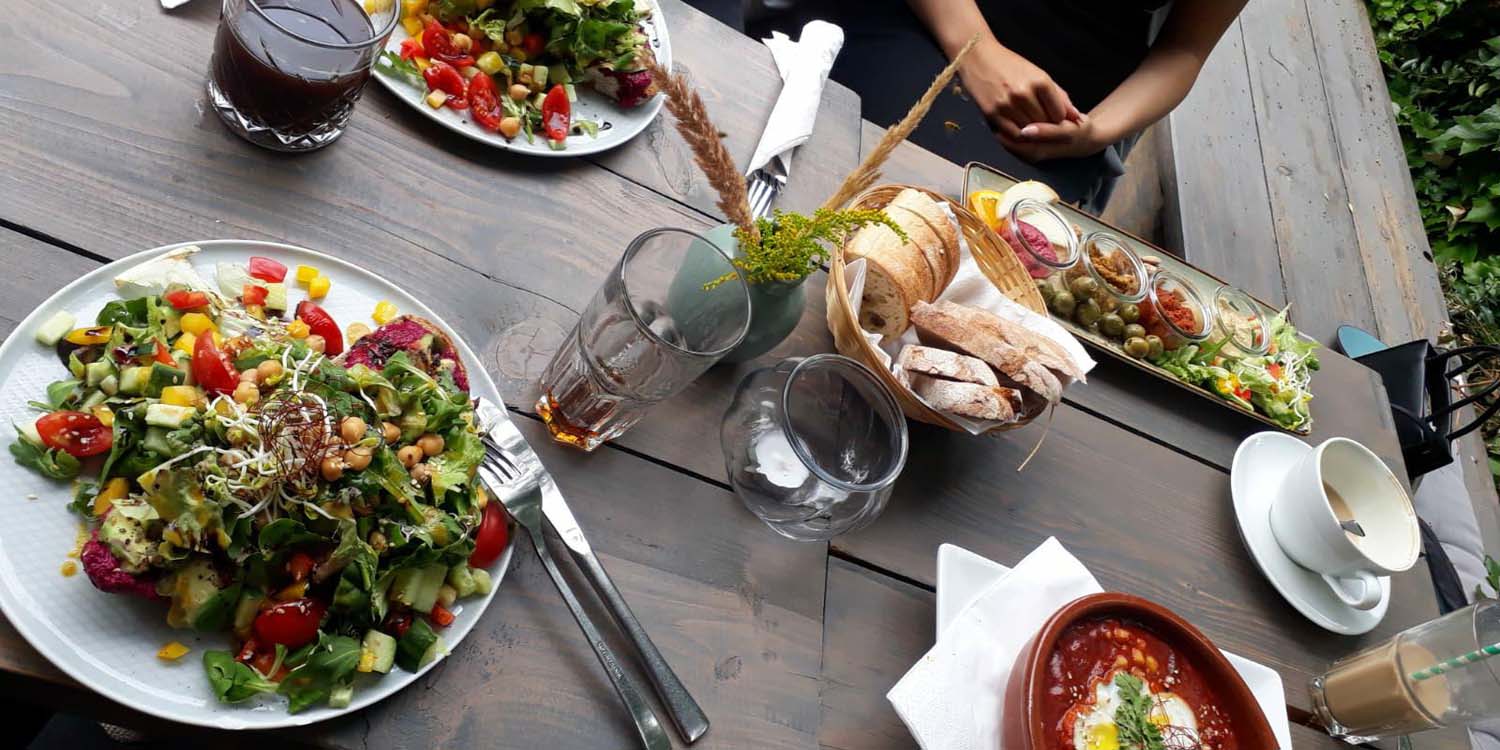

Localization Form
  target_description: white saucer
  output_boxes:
[934,544,1294,750]
[1231,432,1391,635]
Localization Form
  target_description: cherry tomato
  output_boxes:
[421,59,469,111]
[422,20,474,68]
[253,598,326,649]
[430,603,455,627]
[541,84,570,142]
[152,338,175,366]
[36,411,113,457]
[521,32,545,58]
[294,301,344,356]
[398,37,424,60]
[468,72,503,132]
[235,638,259,663]
[163,289,210,310]
[1235,386,1253,402]
[384,610,413,639]
[1267,363,1283,380]
[468,502,509,569]
[287,552,316,583]
[191,333,239,396]
[242,284,269,306]
[247,256,287,283]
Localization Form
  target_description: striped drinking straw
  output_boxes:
[1409,641,1500,681]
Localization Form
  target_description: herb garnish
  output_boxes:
[1113,672,1167,750]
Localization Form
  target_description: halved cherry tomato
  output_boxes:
[242,284,269,306]
[235,638,260,663]
[541,84,570,142]
[191,333,239,396]
[152,338,175,366]
[247,256,287,283]
[294,301,344,356]
[422,20,474,68]
[384,611,413,639]
[468,501,509,569]
[468,72,503,132]
[287,552,316,583]
[521,32,545,58]
[253,598,326,649]
[163,289,210,310]
[36,410,113,457]
[430,603,455,627]
[1267,363,1283,380]
[398,37,424,60]
[1235,386,1253,402]
[422,59,468,110]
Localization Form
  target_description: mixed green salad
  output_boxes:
[1149,308,1320,432]
[11,250,509,713]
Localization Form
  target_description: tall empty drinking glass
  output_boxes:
[208,0,398,151]
[537,228,752,451]
[721,354,908,541]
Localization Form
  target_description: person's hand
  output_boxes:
[1002,117,1111,162]
[959,36,1082,140]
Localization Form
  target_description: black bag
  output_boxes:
[1354,340,1500,481]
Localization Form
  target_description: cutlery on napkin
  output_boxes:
[745,20,844,218]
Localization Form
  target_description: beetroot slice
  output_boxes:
[80,530,160,600]
[343,315,469,392]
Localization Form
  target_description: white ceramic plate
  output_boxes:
[935,543,1295,750]
[371,0,670,157]
[0,240,514,730]
[1231,432,1390,635]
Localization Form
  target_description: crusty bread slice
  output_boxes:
[888,189,959,295]
[910,301,1064,405]
[909,374,1018,423]
[919,300,1084,382]
[846,220,932,338]
[896,345,999,387]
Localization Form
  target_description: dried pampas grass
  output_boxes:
[648,59,759,244]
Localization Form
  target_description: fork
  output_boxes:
[476,451,671,750]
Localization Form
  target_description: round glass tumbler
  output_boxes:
[721,354,908,541]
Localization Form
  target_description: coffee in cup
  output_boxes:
[1269,437,1418,609]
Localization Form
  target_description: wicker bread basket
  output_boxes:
[825,184,1049,434]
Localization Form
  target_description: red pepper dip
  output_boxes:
[1140,288,1200,344]
[1040,617,1237,750]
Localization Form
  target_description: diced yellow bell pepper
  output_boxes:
[64,326,113,346]
[161,385,203,408]
[93,477,130,518]
[179,312,216,336]
[357,648,377,673]
[425,89,447,108]
[287,320,311,339]
[295,264,320,284]
[173,332,197,354]
[414,56,433,71]
[402,16,424,37]
[476,51,504,75]
[157,641,191,661]
[308,275,331,299]
[91,404,115,428]
[400,0,426,19]
[372,300,398,325]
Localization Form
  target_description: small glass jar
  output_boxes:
[997,199,1080,307]
[1062,231,1149,338]
[1212,285,1271,357]
[1140,270,1213,352]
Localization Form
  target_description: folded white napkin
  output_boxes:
[747,21,845,175]
[845,204,1096,435]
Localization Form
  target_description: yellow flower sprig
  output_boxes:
[707,208,908,288]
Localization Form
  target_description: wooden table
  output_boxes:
[0,1,1465,748]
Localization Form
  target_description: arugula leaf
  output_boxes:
[375,51,425,91]
[278,633,361,713]
[10,428,81,480]
[203,650,279,703]
[1112,672,1166,750]
[28,379,81,411]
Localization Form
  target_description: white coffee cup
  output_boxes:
[1269,437,1419,610]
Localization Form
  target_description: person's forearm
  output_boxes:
[906,0,994,59]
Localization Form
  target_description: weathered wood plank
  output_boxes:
[0,228,100,339]
[1237,0,1377,344]
[1163,18,1287,307]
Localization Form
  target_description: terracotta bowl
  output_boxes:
[1003,592,1277,750]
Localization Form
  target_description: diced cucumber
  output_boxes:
[79,389,109,410]
[395,619,438,672]
[446,564,476,598]
[548,64,571,85]
[18,421,42,445]
[419,637,445,669]
[410,563,449,614]
[362,629,397,674]
[232,588,265,638]
[564,83,577,103]
[145,403,196,429]
[145,363,186,397]
[328,682,354,709]
[142,427,174,457]
[471,568,493,595]
[99,374,119,396]
[85,360,114,387]
[388,566,424,608]
[120,366,150,395]
[263,283,288,312]
[35,311,75,346]
[533,64,548,87]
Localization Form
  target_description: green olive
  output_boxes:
[1118,303,1141,324]
[1100,313,1125,338]
[1036,280,1057,305]
[1123,323,1146,340]
[1068,275,1099,299]
[1146,335,1165,358]
[1050,290,1077,316]
[1124,336,1150,358]
[1074,298,1102,327]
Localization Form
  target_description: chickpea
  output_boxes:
[239,368,260,384]
[1113,655,1128,669]
[1131,648,1145,665]
[368,530,388,552]
[508,83,530,101]
[256,359,284,381]
[451,32,473,51]
[498,117,522,139]
[381,421,401,443]
[416,433,445,457]
[410,462,432,484]
[397,445,423,468]
[347,322,371,343]
[306,334,326,354]
[339,416,368,445]
[232,381,260,405]
[320,455,345,482]
[1146,655,1159,673]
[344,446,373,471]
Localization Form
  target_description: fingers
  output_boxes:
[1017,121,1080,144]
[1037,81,1072,124]
[1011,89,1048,128]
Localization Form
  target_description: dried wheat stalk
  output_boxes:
[821,34,979,211]
[648,60,759,243]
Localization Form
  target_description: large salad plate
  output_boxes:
[0,240,514,729]
[371,0,670,157]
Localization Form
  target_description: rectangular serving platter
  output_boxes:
[962,161,1312,435]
